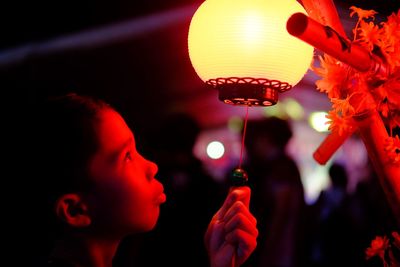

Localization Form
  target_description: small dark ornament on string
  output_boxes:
[229,105,250,187]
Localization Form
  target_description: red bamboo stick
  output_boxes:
[300,0,347,37]
[287,13,374,72]
[299,0,351,165]
[353,110,400,222]
[313,128,355,165]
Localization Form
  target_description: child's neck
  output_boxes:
[50,234,120,267]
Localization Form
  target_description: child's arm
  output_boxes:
[204,187,258,267]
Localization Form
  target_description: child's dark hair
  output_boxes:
[34,93,110,199]
[26,93,111,262]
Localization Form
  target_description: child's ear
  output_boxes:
[55,193,91,228]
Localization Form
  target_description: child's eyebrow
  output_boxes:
[121,137,134,151]
[108,137,134,162]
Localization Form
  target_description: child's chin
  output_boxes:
[131,217,160,233]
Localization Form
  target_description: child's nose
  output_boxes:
[147,160,158,179]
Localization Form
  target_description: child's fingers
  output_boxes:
[204,219,225,253]
[225,229,257,264]
[229,186,251,208]
[215,187,251,221]
[223,201,257,227]
[224,212,258,237]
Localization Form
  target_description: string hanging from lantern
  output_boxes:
[238,105,249,169]
[229,105,250,187]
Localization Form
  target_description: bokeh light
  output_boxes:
[206,141,225,159]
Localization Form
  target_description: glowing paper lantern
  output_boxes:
[188,0,314,106]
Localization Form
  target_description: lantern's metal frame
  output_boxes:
[206,77,291,106]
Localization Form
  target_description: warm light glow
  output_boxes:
[309,112,329,132]
[188,0,313,86]
[206,141,225,159]
[227,116,244,133]
[284,98,304,120]
[263,102,286,118]
[262,98,304,119]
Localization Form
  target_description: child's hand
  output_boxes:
[204,187,258,267]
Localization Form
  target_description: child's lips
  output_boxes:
[155,182,166,204]
[157,192,167,204]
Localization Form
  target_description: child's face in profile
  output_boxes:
[86,109,166,235]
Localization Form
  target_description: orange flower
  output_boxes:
[372,72,400,129]
[384,10,400,46]
[379,100,390,118]
[312,55,350,99]
[384,136,400,164]
[356,20,381,52]
[325,110,354,136]
[388,115,400,134]
[382,73,400,111]
[380,10,400,69]
[365,235,390,260]
[331,97,355,116]
[350,6,378,21]
[350,6,378,41]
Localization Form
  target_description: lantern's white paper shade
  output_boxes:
[188,0,313,86]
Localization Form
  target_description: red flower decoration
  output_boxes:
[313,6,400,138]
[384,136,400,164]
[393,232,400,250]
[366,235,390,260]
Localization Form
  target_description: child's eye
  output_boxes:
[125,151,133,161]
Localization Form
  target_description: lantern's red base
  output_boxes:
[206,77,291,106]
